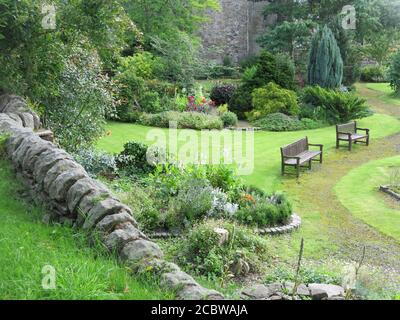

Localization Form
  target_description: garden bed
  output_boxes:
[257,213,301,235]
[380,185,400,201]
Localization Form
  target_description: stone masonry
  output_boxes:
[200,0,273,63]
[0,94,223,300]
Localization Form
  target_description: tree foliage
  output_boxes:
[307,26,343,88]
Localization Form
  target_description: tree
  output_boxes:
[389,49,400,94]
[307,25,343,88]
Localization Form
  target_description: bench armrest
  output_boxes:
[308,143,323,151]
[356,127,370,134]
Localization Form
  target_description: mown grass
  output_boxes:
[365,83,400,106]
[96,85,400,264]
[334,156,400,241]
[98,113,400,191]
[0,158,174,300]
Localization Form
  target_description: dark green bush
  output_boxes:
[116,141,165,175]
[210,84,237,106]
[229,51,296,119]
[300,86,371,124]
[235,192,292,227]
[389,50,400,94]
[220,111,238,127]
[228,87,253,120]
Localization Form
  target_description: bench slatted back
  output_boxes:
[281,137,308,157]
[337,121,356,133]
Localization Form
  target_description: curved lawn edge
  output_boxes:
[98,113,400,191]
[334,156,400,241]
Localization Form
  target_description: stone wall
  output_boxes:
[199,0,272,63]
[0,94,223,300]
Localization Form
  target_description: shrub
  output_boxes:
[308,25,343,88]
[73,149,117,178]
[389,50,400,94]
[210,84,237,106]
[360,66,386,83]
[115,69,164,117]
[235,192,292,227]
[116,141,166,175]
[228,86,253,120]
[116,180,164,232]
[46,46,114,152]
[140,111,223,130]
[247,82,299,121]
[229,51,296,120]
[174,220,271,278]
[300,86,371,124]
[250,51,295,90]
[220,111,238,127]
[168,178,214,229]
[253,113,304,132]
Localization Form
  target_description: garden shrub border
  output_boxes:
[0,94,224,300]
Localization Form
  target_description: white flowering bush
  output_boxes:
[207,188,239,218]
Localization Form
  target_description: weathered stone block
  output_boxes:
[33,149,72,186]
[82,198,130,230]
[42,159,79,193]
[121,240,164,263]
[160,271,197,291]
[103,222,145,252]
[96,210,137,233]
[48,168,88,202]
[177,285,224,300]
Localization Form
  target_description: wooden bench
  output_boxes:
[281,137,323,178]
[336,121,370,151]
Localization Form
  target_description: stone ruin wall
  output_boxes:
[0,94,223,300]
[200,0,273,63]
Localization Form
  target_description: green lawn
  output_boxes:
[98,113,400,191]
[0,158,173,300]
[335,156,400,241]
[365,83,400,106]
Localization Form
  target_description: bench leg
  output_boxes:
[308,160,312,170]
[336,139,339,149]
[349,140,352,151]
[296,165,300,178]
[366,135,370,146]
[281,163,285,176]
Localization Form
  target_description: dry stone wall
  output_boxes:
[0,94,223,300]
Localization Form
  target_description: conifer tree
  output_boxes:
[307,25,343,88]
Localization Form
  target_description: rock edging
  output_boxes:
[256,214,301,235]
[241,282,346,301]
[0,94,224,300]
[380,185,400,201]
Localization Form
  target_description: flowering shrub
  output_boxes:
[235,192,292,227]
[185,95,216,114]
